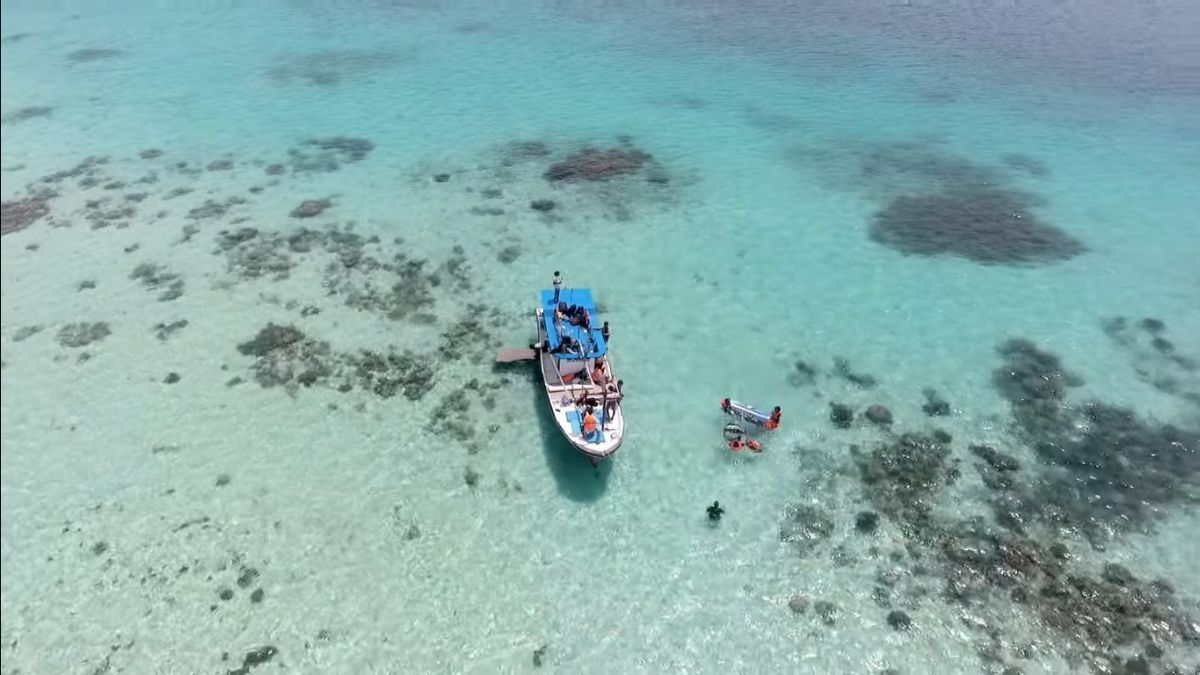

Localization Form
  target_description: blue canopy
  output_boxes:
[540,288,607,360]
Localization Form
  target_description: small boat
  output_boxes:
[720,398,781,429]
[499,287,624,465]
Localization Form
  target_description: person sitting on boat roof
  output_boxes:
[565,305,586,326]
[552,334,577,355]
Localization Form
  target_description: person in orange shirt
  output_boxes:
[765,406,782,430]
[582,408,598,438]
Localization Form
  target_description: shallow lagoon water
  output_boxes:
[2,1,1199,673]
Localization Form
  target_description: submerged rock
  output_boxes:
[530,199,556,212]
[154,319,188,341]
[229,645,277,675]
[830,402,854,428]
[130,262,184,301]
[995,338,1199,536]
[870,188,1085,265]
[788,595,809,613]
[1139,318,1165,334]
[1101,563,1137,587]
[348,349,436,400]
[1,106,53,124]
[779,504,835,554]
[886,610,912,630]
[237,323,333,388]
[438,310,497,362]
[833,357,877,388]
[290,198,331,218]
[858,432,955,526]
[788,360,818,387]
[56,322,111,348]
[497,245,520,264]
[855,511,880,535]
[921,388,951,416]
[933,519,1198,672]
[544,145,651,182]
[1,197,50,234]
[814,601,838,626]
[969,445,1020,473]
[13,325,44,342]
[865,404,893,426]
[992,338,1082,433]
[303,136,374,163]
[66,47,124,63]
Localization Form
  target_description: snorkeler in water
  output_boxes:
[707,501,724,521]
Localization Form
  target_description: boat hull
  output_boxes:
[535,307,624,464]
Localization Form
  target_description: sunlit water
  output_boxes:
[3,1,1199,673]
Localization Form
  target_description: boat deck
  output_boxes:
[534,294,624,461]
[540,288,607,360]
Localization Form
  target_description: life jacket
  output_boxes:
[582,413,598,434]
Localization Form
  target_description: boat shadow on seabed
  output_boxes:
[518,365,613,503]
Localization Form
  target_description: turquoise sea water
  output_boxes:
[3,1,1199,673]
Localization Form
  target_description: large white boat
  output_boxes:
[499,287,624,465]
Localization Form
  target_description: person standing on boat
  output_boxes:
[552,270,563,304]
[582,408,599,439]
[601,321,611,343]
[604,380,620,424]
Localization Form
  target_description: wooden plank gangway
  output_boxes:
[495,347,537,363]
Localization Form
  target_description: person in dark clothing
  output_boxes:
[707,501,724,521]
[601,321,610,343]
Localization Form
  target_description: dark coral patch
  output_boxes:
[66,48,124,63]
[993,338,1199,535]
[1,106,53,124]
[857,432,956,527]
[1000,152,1050,177]
[290,199,331,218]
[238,324,331,388]
[57,322,111,348]
[1,197,50,234]
[267,49,405,87]
[302,136,374,163]
[870,189,1084,265]
[545,146,652,182]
